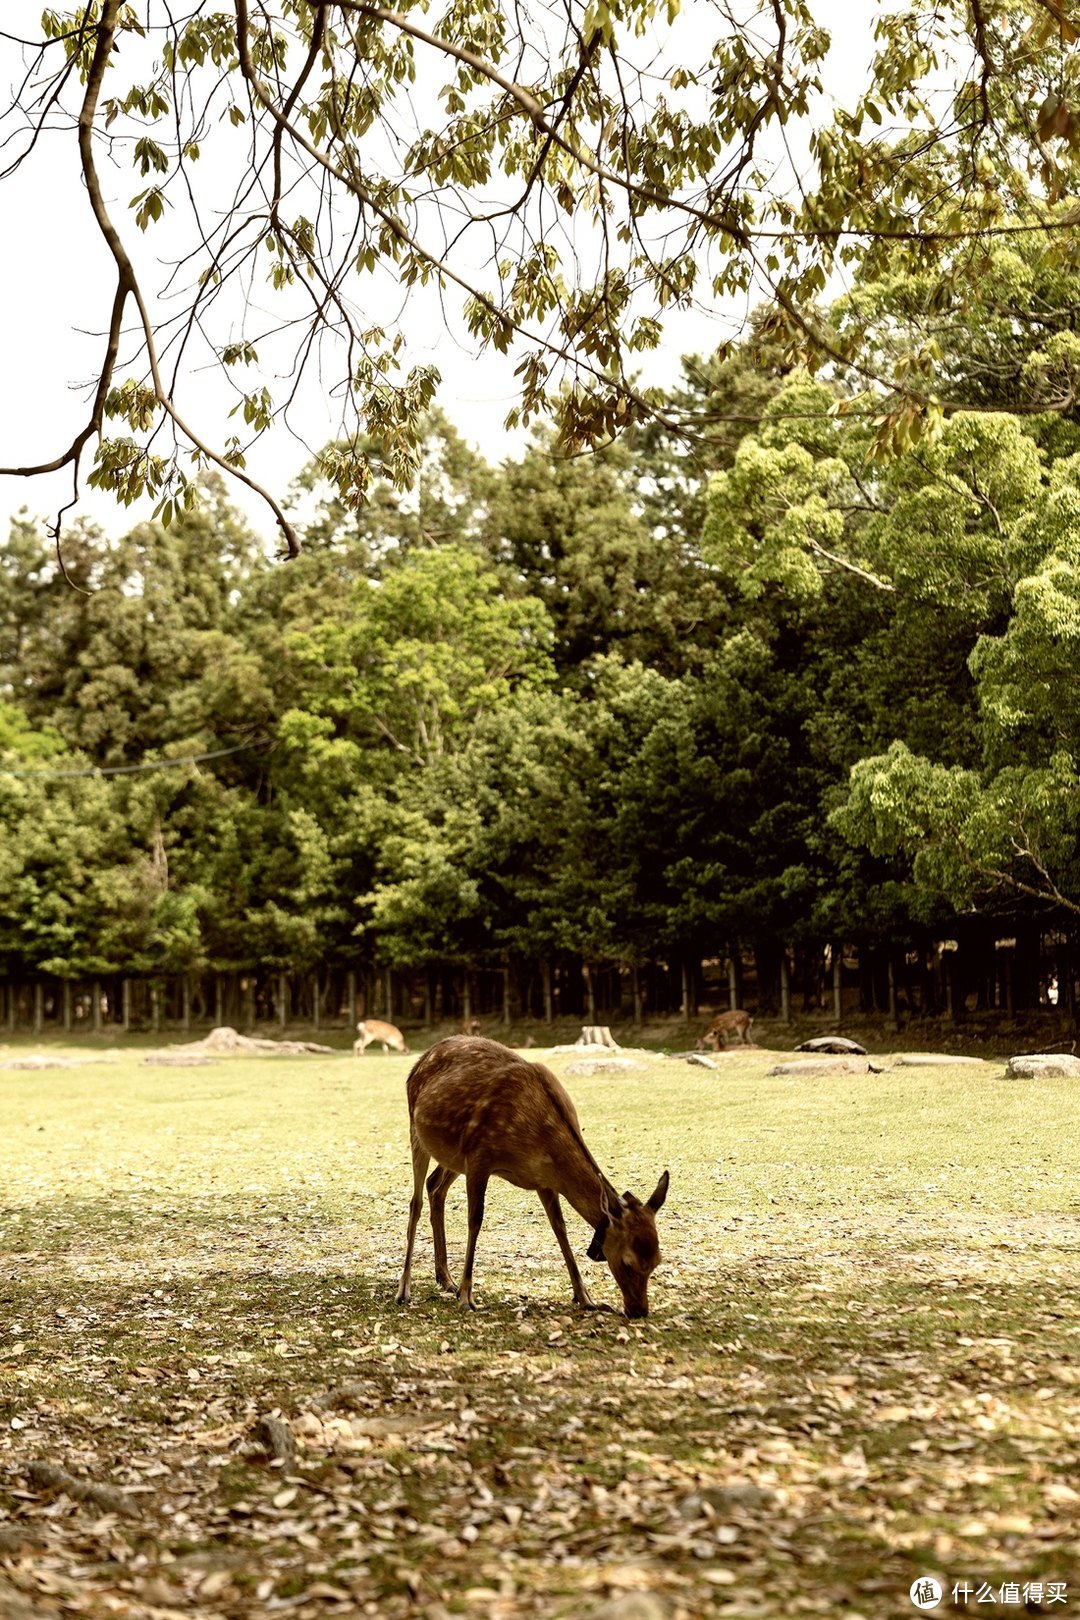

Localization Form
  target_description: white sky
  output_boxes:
[0,2,878,550]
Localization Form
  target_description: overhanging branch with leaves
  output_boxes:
[2,0,1080,560]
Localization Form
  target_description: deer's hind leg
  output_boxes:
[537,1187,598,1309]
[457,1168,490,1311]
[395,1130,430,1306]
[426,1164,459,1292]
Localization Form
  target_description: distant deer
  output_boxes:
[355,1019,411,1056]
[697,1009,754,1050]
[396,1035,669,1317]
[458,1016,481,1036]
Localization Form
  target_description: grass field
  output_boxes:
[1,1040,1078,1619]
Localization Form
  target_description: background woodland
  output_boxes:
[5,246,1080,1033]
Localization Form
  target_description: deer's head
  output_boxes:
[587,1171,669,1318]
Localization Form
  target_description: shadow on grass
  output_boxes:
[3,1203,1079,1618]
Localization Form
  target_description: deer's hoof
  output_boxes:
[395,1287,411,1306]
[436,1272,456,1293]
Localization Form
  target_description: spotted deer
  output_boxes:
[697,1009,754,1050]
[396,1035,669,1317]
[354,1019,411,1056]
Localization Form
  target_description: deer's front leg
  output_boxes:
[457,1169,489,1310]
[426,1164,459,1292]
[537,1187,597,1309]
[396,1133,430,1306]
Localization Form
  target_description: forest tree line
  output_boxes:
[3,237,1080,1032]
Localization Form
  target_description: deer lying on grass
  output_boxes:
[396,1035,669,1317]
[697,1009,754,1050]
[355,1019,411,1056]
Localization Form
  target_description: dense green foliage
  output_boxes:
[5,242,1080,1003]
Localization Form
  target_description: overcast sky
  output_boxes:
[0,2,877,550]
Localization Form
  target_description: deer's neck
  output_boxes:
[557,1152,622,1228]
[541,1081,622,1226]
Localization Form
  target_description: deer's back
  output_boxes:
[406,1036,585,1188]
[362,1019,400,1039]
[709,1009,750,1030]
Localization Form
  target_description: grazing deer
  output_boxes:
[355,1019,411,1056]
[396,1035,669,1317]
[697,1009,754,1050]
[458,1017,481,1036]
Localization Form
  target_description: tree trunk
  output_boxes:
[857,948,872,1014]
[1001,948,1013,1017]
[632,962,643,1027]
[780,951,791,1025]
[92,979,102,1034]
[122,978,132,1033]
[33,981,44,1035]
[728,952,739,1010]
[833,946,843,1025]
[313,976,321,1032]
[584,961,597,1025]
[542,959,553,1025]
[214,974,224,1027]
[1061,935,1075,1021]
[346,970,357,1027]
[887,957,899,1031]
[182,974,191,1033]
[62,980,72,1034]
[151,982,160,1034]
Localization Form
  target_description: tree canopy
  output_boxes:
[3,337,1080,1008]
[4,1,1080,554]
[5,1,1080,1016]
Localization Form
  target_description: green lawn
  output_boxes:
[1,1043,1078,1619]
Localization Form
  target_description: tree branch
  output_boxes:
[0,1,300,562]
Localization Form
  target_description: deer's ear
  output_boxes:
[586,1219,609,1262]
[646,1170,670,1213]
[621,1191,642,1210]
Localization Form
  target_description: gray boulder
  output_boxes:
[768,1057,881,1077]
[894,1053,989,1067]
[143,1053,216,1067]
[563,1056,644,1076]
[795,1036,868,1055]
[1005,1052,1080,1079]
